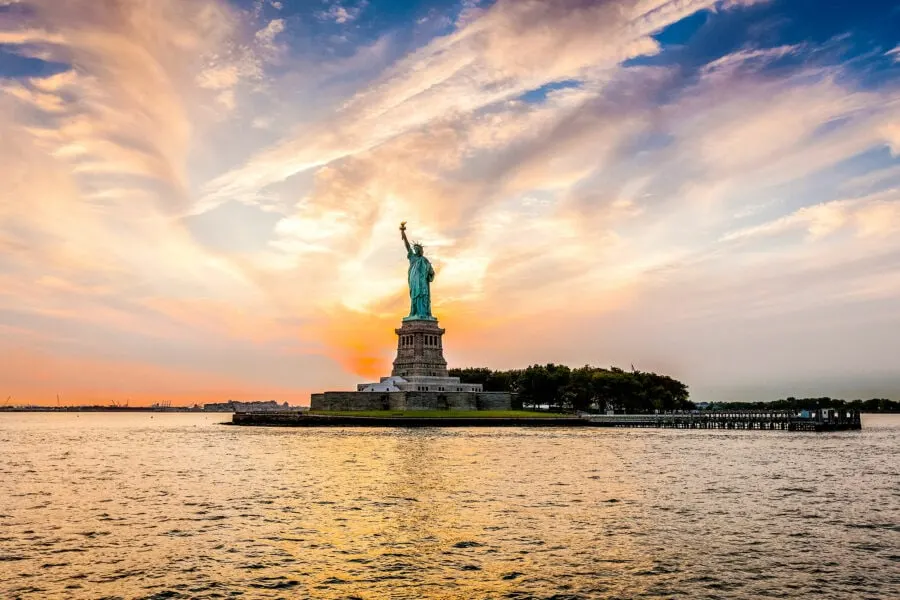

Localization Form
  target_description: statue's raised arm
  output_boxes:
[400,221,412,255]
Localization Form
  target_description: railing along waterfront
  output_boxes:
[584,409,862,431]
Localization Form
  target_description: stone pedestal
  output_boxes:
[392,318,448,378]
[310,315,512,411]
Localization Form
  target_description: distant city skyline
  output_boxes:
[1,0,899,405]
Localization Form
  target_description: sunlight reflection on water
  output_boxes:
[1,413,898,599]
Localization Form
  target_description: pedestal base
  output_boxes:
[310,390,512,412]
[392,318,448,378]
[309,314,513,411]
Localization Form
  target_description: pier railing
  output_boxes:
[584,409,862,431]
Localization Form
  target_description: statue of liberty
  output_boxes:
[400,222,435,320]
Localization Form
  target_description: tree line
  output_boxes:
[449,364,692,413]
[450,366,899,414]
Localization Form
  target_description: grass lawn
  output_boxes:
[307,410,573,418]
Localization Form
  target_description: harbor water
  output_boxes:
[1,413,898,599]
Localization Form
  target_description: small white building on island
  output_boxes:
[356,375,482,394]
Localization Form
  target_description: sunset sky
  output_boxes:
[1,0,898,406]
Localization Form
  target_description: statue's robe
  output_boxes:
[407,251,434,318]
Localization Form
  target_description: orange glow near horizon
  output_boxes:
[0,347,314,407]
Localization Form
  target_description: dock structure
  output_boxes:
[585,409,862,431]
[230,412,582,427]
[231,409,862,431]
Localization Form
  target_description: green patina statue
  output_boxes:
[400,221,436,321]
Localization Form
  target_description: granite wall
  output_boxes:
[310,390,512,411]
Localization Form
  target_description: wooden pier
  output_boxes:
[585,409,862,431]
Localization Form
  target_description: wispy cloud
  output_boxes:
[887,44,900,63]
[197,0,731,212]
[721,189,900,242]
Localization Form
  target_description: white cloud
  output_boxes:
[721,190,900,242]
[887,44,900,62]
[197,64,240,90]
[255,18,285,52]
[193,16,288,113]
[720,0,772,8]
[318,1,368,25]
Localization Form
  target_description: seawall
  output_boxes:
[232,412,581,427]
[231,410,862,431]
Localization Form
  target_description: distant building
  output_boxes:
[203,400,289,412]
[356,375,482,393]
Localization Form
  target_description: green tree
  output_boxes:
[452,363,695,414]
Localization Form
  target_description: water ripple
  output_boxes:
[0,412,898,599]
